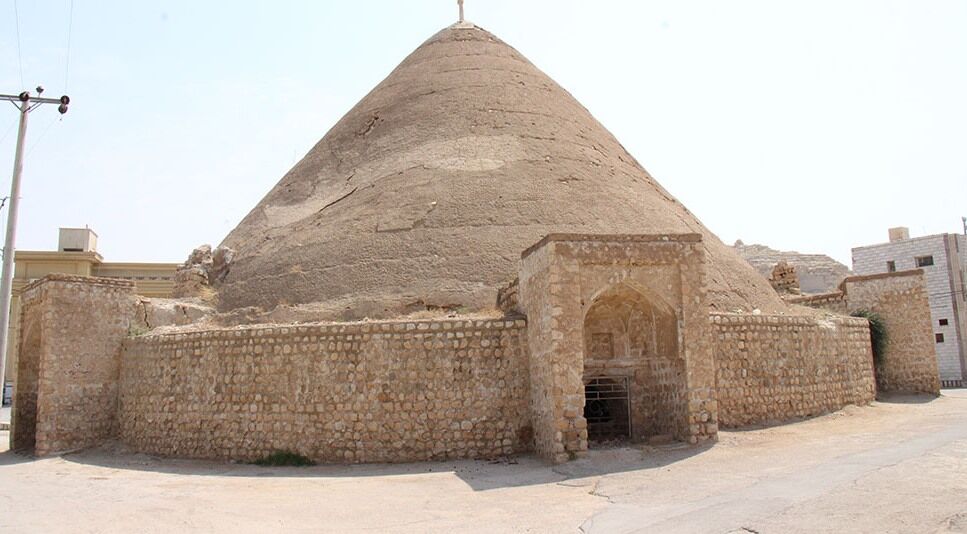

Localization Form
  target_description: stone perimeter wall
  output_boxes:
[119,318,531,464]
[790,270,941,395]
[713,313,876,427]
[14,267,889,463]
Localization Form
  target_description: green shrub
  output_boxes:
[252,450,315,467]
[127,324,149,337]
[851,310,888,366]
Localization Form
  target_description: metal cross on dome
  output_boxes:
[458,0,465,22]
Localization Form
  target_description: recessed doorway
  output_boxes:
[583,376,631,442]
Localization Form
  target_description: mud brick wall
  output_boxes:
[843,271,940,394]
[12,275,136,455]
[712,314,876,427]
[119,318,531,464]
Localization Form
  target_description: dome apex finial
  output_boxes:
[458,0,465,22]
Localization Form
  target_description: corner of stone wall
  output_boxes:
[11,274,136,456]
[842,270,940,395]
[680,242,718,445]
[519,240,571,463]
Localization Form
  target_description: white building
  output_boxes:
[852,227,967,387]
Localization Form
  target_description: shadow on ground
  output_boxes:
[724,393,943,433]
[8,392,955,492]
[876,392,945,405]
[0,432,715,492]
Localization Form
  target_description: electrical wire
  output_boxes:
[63,0,74,92]
[13,0,25,90]
[25,115,59,157]
[0,120,18,146]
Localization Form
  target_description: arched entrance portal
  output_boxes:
[583,283,685,444]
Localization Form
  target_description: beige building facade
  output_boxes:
[2,228,177,403]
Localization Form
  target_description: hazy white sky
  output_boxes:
[1,1,964,266]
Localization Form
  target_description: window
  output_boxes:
[916,255,934,267]
[936,333,945,343]
[940,319,949,326]
[886,261,896,273]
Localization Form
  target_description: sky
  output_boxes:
[0,0,965,266]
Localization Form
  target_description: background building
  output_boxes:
[1,228,178,404]
[852,227,967,387]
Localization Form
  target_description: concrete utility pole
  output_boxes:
[0,88,70,396]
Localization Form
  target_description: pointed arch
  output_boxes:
[582,281,685,443]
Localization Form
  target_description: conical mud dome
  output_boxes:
[219,23,785,318]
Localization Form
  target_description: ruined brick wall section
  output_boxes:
[843,271,940,394]
[119,318,531,464]
[12,275,136,455]
[769,261,801,295]
[713,314,875,427]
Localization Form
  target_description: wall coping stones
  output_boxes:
[20,273,136,295]
[840,268,925,287]
[709,312,868,328]
[131,315,528,342]
[786,292,846,306]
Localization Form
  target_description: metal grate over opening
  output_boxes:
[584,376,631,441]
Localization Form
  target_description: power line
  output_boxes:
[13,0,25,89]
[0,120,17,146]
[63,0,74,92]
[26,114,60,157]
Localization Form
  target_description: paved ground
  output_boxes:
[2,391,967,533]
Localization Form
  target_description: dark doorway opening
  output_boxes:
[584,377,631,442]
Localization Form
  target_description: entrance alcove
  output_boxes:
[582,282,685,444]
[518,234,716,463]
